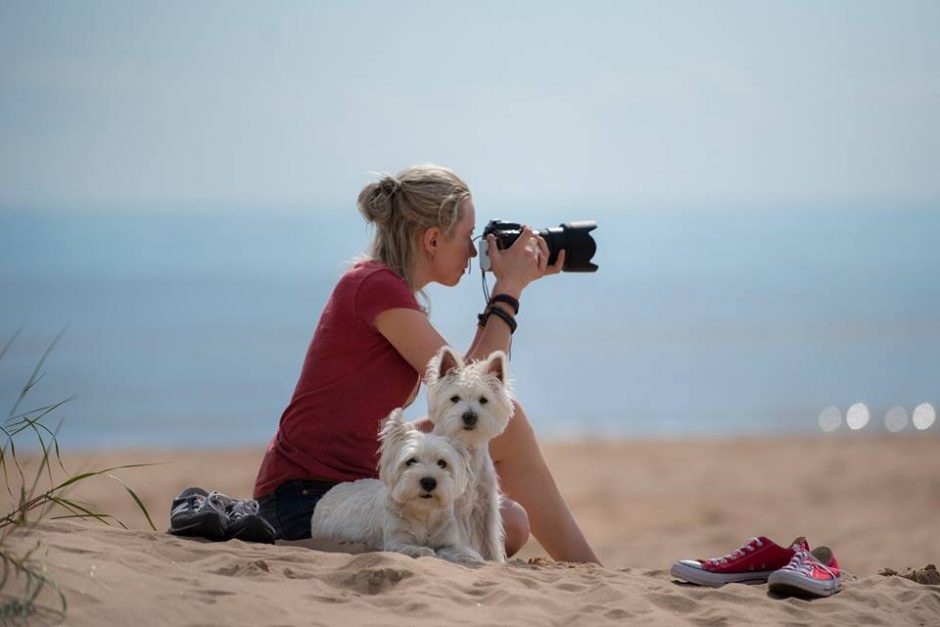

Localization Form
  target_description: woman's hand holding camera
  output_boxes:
[486,225,565,296]
[538,235,566,278]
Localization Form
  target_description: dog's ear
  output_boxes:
[378,408,413,453]
[432,345,463,380]
[484,350,508,384]
[380,407,409,434]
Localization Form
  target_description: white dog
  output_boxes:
[310,409,481,563]
[426,347,514,562]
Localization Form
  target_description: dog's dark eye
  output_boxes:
[479,396,488,405]
[405,458,417,466]
[437,460,447,469]
[450,395,460,403]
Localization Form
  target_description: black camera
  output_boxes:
[479,220,598,272]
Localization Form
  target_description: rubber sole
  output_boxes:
[768,570,840,598]
[670,561,775,587]
[168,512,228,541]
[227,515,276,544]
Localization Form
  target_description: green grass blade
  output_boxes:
[3,436,28,508]
[5,396,76,429]
[106,474,157,531]
[45,496,127,529]
[0,427,12,502]
[51,462,159,493]
[0,325,23,361]
[24,420,58,506]
[8,325,67,420]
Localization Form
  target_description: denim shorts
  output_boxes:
[257,479,338,541]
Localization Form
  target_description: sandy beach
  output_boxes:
[4,435,939,625]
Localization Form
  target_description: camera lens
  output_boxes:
[482,220,598,272]
[541,221,598,272]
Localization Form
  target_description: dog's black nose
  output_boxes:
[462,411,478,427]
[420,477,437,492]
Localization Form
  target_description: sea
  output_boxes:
[1,204,938,449]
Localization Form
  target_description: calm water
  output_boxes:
[1,205,938,448]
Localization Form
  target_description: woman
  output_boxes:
[254,164,599,563]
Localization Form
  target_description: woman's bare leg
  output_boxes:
[500,497,530,558]
[490,400,600,564]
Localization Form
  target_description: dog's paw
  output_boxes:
[437,546,484,564]
[397,545,436,559]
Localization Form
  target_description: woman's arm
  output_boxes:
[373,308,449,376]
[375,279,516,376]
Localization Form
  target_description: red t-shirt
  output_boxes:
[253,260,424,497]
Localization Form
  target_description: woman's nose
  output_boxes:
[469,238,478,258]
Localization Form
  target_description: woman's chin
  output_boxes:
[439,274,463,287]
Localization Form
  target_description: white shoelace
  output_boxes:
[205,491,230,513]
[783,550,837,579]
[206,491,259,520]
[709,537,763,566]
[195,490,260,520]
[227,498,260,520]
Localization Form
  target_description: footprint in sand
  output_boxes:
[309,553,419,595]
[331,568,414,595]
[213,559,271,578]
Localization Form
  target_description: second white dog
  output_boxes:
[310,408,481,563]
[426,347,514,562]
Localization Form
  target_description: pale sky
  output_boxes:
[1,1,938,213]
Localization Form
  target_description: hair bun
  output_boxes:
[379,176,401,196]
[357,175,401,226]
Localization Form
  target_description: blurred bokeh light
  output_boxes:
[912,403,936,431]
[846,403,871,431]
[817,406,842,433]
[884,406,909,433]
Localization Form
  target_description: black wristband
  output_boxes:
[485,305,517,334]
[489,293,520,315]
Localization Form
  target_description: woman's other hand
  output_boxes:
[536,234,566,277]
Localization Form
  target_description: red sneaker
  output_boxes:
[767,546,841,598]
[671,536,809,587]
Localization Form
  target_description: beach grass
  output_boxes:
[1,327,156,623]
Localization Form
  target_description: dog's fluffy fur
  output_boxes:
[310,409,481,563]
[426,347,514,562]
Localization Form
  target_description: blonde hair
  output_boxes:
[357,164,471,291]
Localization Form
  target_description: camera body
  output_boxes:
[478,220,598,273]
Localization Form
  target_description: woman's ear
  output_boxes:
[423,226,443,255]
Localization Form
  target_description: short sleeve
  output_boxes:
[354,268,423,327]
